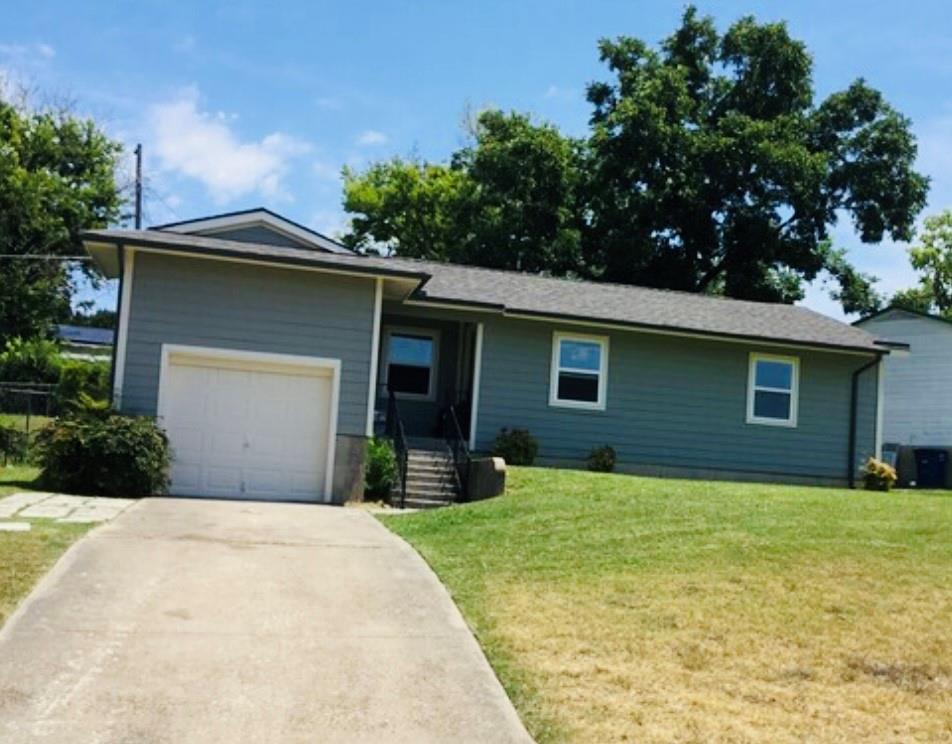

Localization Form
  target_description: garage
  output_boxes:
[157,345,340,502]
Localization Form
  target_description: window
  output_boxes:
[747,353,799,427]
[384,328,438,399]
[549,332,608,410]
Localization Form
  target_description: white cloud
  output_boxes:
[147,87,310,203]
[356,129,387,146]
[544,84,576,101]
[312,159,341,181]
[311,209,349,239]
[315,96,343,111]
[0,42,54,60]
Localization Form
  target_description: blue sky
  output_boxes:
[3,0,951,318]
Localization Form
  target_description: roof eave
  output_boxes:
[81,231,430,283]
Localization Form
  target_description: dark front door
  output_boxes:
[914,449,947,488]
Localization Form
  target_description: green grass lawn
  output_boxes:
[381,468,952,743]
[0,466,91,628]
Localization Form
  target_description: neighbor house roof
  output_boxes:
[83,228,894,355]
[854,305,952,329]
[56,324,115,347]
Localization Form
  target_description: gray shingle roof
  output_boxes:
[388,258,883,353]
[83,229,886,354]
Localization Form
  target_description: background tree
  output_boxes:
[0,95,123,342]
[583,7,928,310]
[343,110,584,274]
[891,210,952,317]
[343,7,928,314]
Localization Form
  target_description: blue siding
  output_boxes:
[121,252,374,436]
[475,316,878,483]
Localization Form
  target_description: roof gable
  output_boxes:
[854,306,952,331]
[149,208,353,254]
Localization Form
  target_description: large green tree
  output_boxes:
[0,97,123,342]
[343,110,584,273]
[343,8,928,313]
[583,8,928,309]
[891,210,952,317]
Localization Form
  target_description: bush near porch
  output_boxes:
[381,468,952,743]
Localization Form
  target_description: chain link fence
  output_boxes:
[0,382,56,464]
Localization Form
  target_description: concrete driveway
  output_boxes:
[0,498,532,744]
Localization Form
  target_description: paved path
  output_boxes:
[0,491,134,523]
[0,498,532,744]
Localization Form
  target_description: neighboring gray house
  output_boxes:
[83,208,901,504]
[56,324,114,360]
[855,307,952,487]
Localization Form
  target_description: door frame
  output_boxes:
[156,343,341,501]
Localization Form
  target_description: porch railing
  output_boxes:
[385,386,409,509]
[443,404,470,501]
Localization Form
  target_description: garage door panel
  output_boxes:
[204,465,244,494]
[162,352,334,502]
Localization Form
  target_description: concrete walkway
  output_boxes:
[0,491,135,523]
[0,498,532,744]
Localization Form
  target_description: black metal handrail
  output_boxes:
[443,404,470,501]
[385,386,409,508]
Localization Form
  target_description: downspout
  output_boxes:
[847,354,882,488]
[107,243,126,403]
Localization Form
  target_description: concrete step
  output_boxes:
[406,472,456,488]
[407,450,453,463]
[402,496,457,509]
[404,483,459,499]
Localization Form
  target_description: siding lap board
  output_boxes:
[475,316,876,482]
[121,252,374,437]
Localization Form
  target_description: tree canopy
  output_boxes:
[342,7,929,313]
[891,210,952,318]
[344,110,584,274]
[0,96,123,342]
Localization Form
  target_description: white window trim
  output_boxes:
[746,352,799,428]
[381,326,440,402]
[549,331,609,411]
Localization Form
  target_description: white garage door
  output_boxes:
[159,348,337,502]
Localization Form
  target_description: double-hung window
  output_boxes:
[549,332,609,410]
[746,353,799,427]
[384,328,438,400]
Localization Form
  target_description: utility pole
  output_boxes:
[134,143,143,229]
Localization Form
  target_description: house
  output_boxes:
[56,324,115,360]
[82,208,901,504]
[854,307,952,488]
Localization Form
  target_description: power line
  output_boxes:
[0,254,91,260]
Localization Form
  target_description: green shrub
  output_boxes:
[587,444,616,472]
[0,425,28,465]
[0,337,62,383]
[492,428,538,466]
[55,360,110,412]
[35,397,170,497]
[863,457,897,492]
[365,436,397,499]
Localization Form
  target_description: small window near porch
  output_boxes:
[384,329,438,399]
